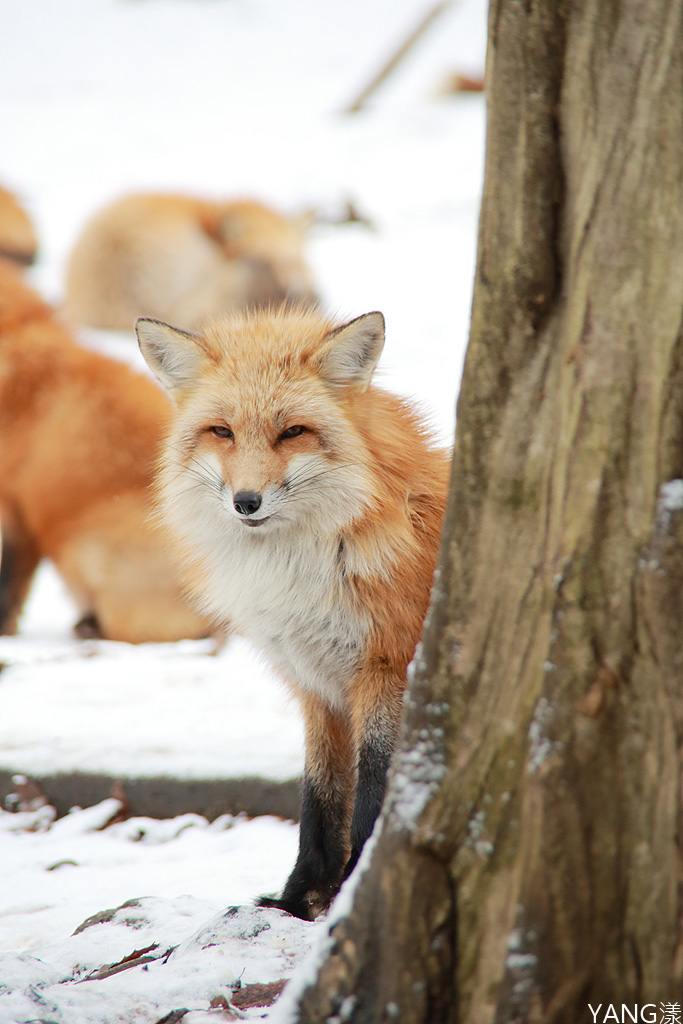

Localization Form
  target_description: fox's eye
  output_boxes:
[279,425,306,441]
[211,425,234,440]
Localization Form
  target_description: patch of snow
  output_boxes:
[466,808,494,858]
[658,478,683,512]
[656,478,683,537]
[386,724,447,832]
[0,619,304,782]
[504,923,539,1005]
[527,697,558,775]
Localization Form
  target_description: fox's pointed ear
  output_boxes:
[317,311,385,390]
[136,318,208,394]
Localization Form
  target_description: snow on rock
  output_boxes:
[0,899,318,1024]
[170,904,315,984]
[0,803,57,834]
[48,798,125,837]
[0,805,312,1023]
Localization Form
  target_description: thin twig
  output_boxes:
[344,0,454,113]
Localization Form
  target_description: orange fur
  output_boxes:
[64,192,317,331]
[137,305,450,916]
[0,187,38,266]
[0,260,212,642]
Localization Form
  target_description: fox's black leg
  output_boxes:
[258,772,351,919]
[0,505,41,635]
[258,695,356,920]
[344,732,393,878]
[343,684,403,878]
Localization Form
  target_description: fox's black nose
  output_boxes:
[233,491,262,516]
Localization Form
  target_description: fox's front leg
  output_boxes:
[258,693,356,921]
[0,503,41,636]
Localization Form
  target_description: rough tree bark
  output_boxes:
[274,0,683,1020]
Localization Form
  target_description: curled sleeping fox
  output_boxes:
[64,192,317,332]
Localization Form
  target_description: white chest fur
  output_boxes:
[196,520,370,710]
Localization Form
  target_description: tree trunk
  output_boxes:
[274,0,683,1020]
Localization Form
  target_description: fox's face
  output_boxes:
[137,307,385,536]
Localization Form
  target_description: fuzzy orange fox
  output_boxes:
[137,305,450,918]
[0,259,211,643]
[65,192,317,332]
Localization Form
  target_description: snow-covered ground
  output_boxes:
[0,0,487,1019]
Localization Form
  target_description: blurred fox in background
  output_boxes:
[64,192,317,332]
[0,259,213,643]
[0,186,38,267]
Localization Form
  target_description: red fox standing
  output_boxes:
[137,306,450,919]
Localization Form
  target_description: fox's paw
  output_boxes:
[256,887,335,921]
